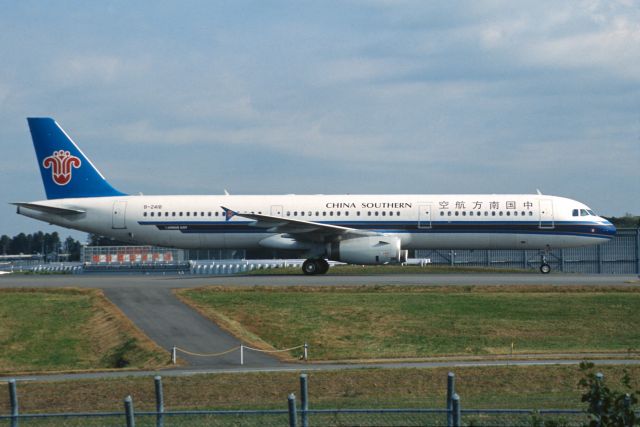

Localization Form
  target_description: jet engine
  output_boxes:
[326,236,408,265]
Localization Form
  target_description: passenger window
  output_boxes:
[514,211,518,216]
[323,212,326,216]
[397,211,401,216]
[492,212,496,216]
[316,211,319,216]
[382,211,386,216]
[477,212,481,216]
[150,212,155,217]
[186,212,190,217]
[499,211,503,216]
[368,211,371,216]
[484,212,488,216]
[143,212,147,217]
[529,211,533,216]
[375,211,379,216]
[286,211,291,216]
[462,211,466,216]
[330,211,334,216]
[506,211,511,216]
[165,212,169,217]
[179,212,183,217]
[208,212,211,217]
[172,212,176,217]
[345,211,349,216]
[337,211,341,216]
[448,211,452,216]
[357,211,360,216]
[455,211,459,216]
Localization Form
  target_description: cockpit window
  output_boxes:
[587,210,595,216]
[580,209,589,216]
[572,209,579,217]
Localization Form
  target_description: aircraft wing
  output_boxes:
[221,206,378,242]
[11,202,86,215]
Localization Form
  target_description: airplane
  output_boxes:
[14,118,616,275]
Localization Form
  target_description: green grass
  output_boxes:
[0,288,168,373]
[177,286,640,360]
[247,264,530,275]
[0,365,638,413]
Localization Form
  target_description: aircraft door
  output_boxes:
[112,201,127,229]
[271,205,283,217]
[417,203,432,229]
[538,199,554,229]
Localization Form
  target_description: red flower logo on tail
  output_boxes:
[42,150,81,186]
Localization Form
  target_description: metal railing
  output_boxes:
[415,228,640,274]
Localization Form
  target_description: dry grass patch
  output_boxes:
[0,365,639,413]
[177,285,640,360]
[0,288,168,374]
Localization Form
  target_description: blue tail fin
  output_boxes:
[27,117,126,199]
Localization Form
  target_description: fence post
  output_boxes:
[240,345,244,365]
[288,393,298,427]
[446,372,455,427]
[624,393,631,426]
[303,343,309,361]
[124,395,135,427]
[636,228,640,274]
[595,373,603,427]
[452,393,461,427]
[300,374,309,427]
[8,379,18,427]
[560,248,565,272]
[171,346,176,364]
[154,376,164,427]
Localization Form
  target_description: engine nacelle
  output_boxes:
[327,236,407,265]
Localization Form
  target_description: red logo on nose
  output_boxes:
[42,150,81,186]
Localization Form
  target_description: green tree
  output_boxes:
[579,362,639,426]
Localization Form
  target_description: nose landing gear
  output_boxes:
[539,251,551,274]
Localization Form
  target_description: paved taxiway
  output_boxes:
[1,273,638,374]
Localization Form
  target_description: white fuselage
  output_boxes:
[17,193,615,251]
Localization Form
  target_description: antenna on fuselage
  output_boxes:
[536,189,543,195]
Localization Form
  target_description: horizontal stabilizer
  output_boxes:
[11,202,85,215]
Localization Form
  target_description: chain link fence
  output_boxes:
[415,228,640,274]
[2,373,639,426]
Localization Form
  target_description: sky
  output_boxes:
[1,0,639,242]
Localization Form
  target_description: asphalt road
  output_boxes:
[1,272,638,375]
[102,286,284,368]
[1,272,638,290]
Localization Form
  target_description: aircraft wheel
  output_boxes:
[540,263,551,274]
[302,259,319,275]
[317,259,330,274]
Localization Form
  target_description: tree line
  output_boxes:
[0,232,82,261]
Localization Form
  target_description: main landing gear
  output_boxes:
[539,251,551,274]
[302,258,329,275]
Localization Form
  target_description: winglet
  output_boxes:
[220,206,238,221]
